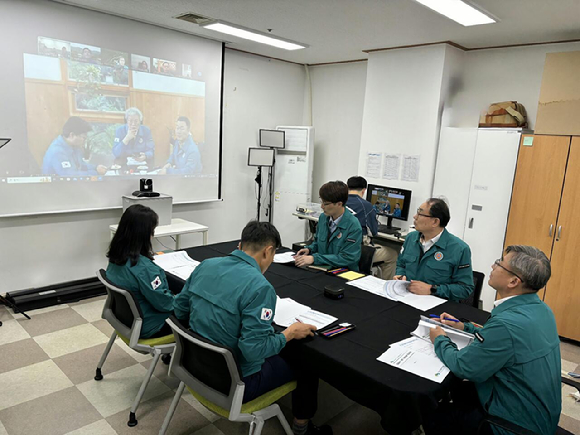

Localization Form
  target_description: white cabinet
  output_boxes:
[433,128,527,311]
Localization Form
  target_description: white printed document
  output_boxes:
[274,297,337,329]
[154,251,200,280]
[411,316,474,350]
[377,346,450,383]
[274,251,296,263]
[347,278,446,311]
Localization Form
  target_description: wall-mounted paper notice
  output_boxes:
[366,152,382,178]
[401,155,420,182]
[382,154,400,180]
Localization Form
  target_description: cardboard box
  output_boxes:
[535,51,580,135]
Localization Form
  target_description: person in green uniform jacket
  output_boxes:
[394,198,474,301]
[426,245,561,435]
[106,204,175,339]
[174,221,332,435]
[295,180,362,271]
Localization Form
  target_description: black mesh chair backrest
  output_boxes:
[98,269,143,328]
[359,244,375,275]
[460,271,485,308]
[172,316,241,396]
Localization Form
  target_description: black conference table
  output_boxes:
[166,241,490,435]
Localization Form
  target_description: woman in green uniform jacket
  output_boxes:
[106,204,175,338]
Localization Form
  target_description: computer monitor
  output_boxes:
[366,184,412,231]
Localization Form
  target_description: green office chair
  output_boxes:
[159,316,296,435]
[95,269,175,427]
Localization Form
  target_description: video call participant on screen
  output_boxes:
[106,204,175,339]
[295,181,362,271]
[425,246,560,435]
[174,221,331,435]
[394,198,474,301]
[113,107,155,165]
[346,176,399,278]
[159,116,202,175]
[42,116,107,176]
[393,203,401,218]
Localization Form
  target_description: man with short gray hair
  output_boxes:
[425,245,561,435]
[113,107,155,165]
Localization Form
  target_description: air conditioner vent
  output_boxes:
[174,13,213,25]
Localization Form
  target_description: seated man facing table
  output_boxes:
[174,221,331,435]
[113,107,155,166]
[394,198,474,301]
[159,116,202,175]
[426,245,561,435]
[294,180,362,271]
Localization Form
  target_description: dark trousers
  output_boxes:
[422,380,493,435]
[242,354,319,420]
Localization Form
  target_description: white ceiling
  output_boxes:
[54,0,580,64]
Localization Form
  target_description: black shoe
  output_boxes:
[161,354,171,365]
[305,422,333,435]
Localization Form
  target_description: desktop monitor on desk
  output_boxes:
[366,184,412,233]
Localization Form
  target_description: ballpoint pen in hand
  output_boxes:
[429,314,459,323]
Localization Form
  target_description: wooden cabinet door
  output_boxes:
[504,135,570,255]
[544,137,580,341]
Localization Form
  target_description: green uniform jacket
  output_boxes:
[106,256,174,338]
[306,208,362,271]
[435,293,561,435]
[395,229,474,301]
[173,250,286,377]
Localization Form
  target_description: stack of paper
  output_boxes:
[377,337,450,383]
[411,315,474,350]
[346,277,446,311]
[274,297,337,329]
[154,251,200,280]
[274,252,296,263]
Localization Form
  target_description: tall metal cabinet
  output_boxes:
[433,128,526,311]
[505,135,580,341]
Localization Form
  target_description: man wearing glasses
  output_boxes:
[425,246,561,435]
[295,181,362,271]
[394,198,474,301]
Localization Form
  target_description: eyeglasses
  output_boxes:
[494,259,525,283]
[416,208,433,218]
[320,200,333,207]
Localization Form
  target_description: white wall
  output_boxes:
[358,45,450,229]
[448,41,580,129]
[0,49,306,292]
[309,61,367,195]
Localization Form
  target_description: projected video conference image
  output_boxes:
[17,35,213,182]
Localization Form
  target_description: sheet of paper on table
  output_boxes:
[274,251,296,263]
[346,277,446,311]
[411,316,474,350]
[274,297,337,329]
[377,346,450,383]
[154,251,200,280]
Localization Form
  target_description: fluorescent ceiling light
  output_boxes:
[414,0,496,26]
[201,21,307,51]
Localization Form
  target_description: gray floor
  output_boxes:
[0,296,579,435]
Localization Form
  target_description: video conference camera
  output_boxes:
[133,178,160,197]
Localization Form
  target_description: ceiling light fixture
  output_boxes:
[200,20,308,51]
[414,0,497,26]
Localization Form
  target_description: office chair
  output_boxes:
[477,376,579,435]
[95,270,175,427]
[460,271,485,308]
[159,316,296,435]
[359,244,384,277]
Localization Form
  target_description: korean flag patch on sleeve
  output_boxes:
[151,276,162,290]
[260,308,273,321]
[61,161,71,169]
